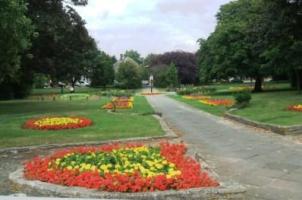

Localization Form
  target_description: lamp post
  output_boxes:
[149,75,154,94]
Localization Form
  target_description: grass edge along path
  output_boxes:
[169,91,302,126]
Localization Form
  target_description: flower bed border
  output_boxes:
[225,112,302,135]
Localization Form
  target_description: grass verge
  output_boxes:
[0,96,164,148]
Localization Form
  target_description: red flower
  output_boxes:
[23,142,219,192]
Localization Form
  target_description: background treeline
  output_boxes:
[197,0,302,92]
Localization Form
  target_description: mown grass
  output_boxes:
[169,95,230,116]
[232,91,302,126]
[0,96,164,148]
[170,83,302,126]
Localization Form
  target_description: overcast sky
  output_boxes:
[74,0,231,58]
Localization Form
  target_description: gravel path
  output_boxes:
[147,95,302,200]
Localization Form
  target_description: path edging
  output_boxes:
[224,112,302,135]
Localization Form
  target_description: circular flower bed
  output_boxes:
[23,116,93,130]
[288,104,302,112]
[103,97,133,110]
[24,142,219,192]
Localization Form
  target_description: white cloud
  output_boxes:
[73,0,231,57]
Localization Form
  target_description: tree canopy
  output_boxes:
[197,0,302,92]
[116,58,142,89]
[0,0,33,84]
[123,50,143,64]
[149,51,197,85]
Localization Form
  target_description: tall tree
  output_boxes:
[166,63,179,88]
[0,0,33,84]
[25,0,97,87]
[116,58,142,89]
[150,51,197,84]
[198,0,302,92]
[123,50,143,64]
[90,51,115,87]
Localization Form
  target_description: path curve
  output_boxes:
[147,95,302,200]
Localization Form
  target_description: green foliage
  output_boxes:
[166,63,179,88]
[234,92,252,107]
[124,50,143,64]
[197,0,302,92]
[116,58,142,89]
[25,0,98,87]
[176,86,216,95]
[100,90,135,97]
[139,66,150,80]
[33,73,48,89]
[0,0,33,84]
[151,66,169,88]
[90,51,115,87]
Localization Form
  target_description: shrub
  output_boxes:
[234,92,252,108]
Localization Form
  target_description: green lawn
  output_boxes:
[0,96,164,148]
[32,87,101,95]
[169,95,231,116]
[232,91,302,126]
[170,83,302,126]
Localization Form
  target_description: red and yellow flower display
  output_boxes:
[23,116,92,130]
[288,104,302,112]
[200,99,234,107]
[103,97,133,109]
[182,95,211,100]
[24,142,219,192]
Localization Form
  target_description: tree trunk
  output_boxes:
[253,75,263,92]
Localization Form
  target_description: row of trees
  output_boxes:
[144,51,197,88]
[0,0,115,99]
[197,0,302,92]
[115,50,188,89]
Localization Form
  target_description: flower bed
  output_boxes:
[182,95,211,100]
[23,116,93,130]
[103,97,133,110]
[200,99,234,107]
[288,104,302,112]
[24,142,219,192]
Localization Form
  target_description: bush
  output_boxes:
[234,92,252,108]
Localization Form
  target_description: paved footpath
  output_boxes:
[147,95,302,200]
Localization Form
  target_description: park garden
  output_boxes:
[0,0,301,199]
